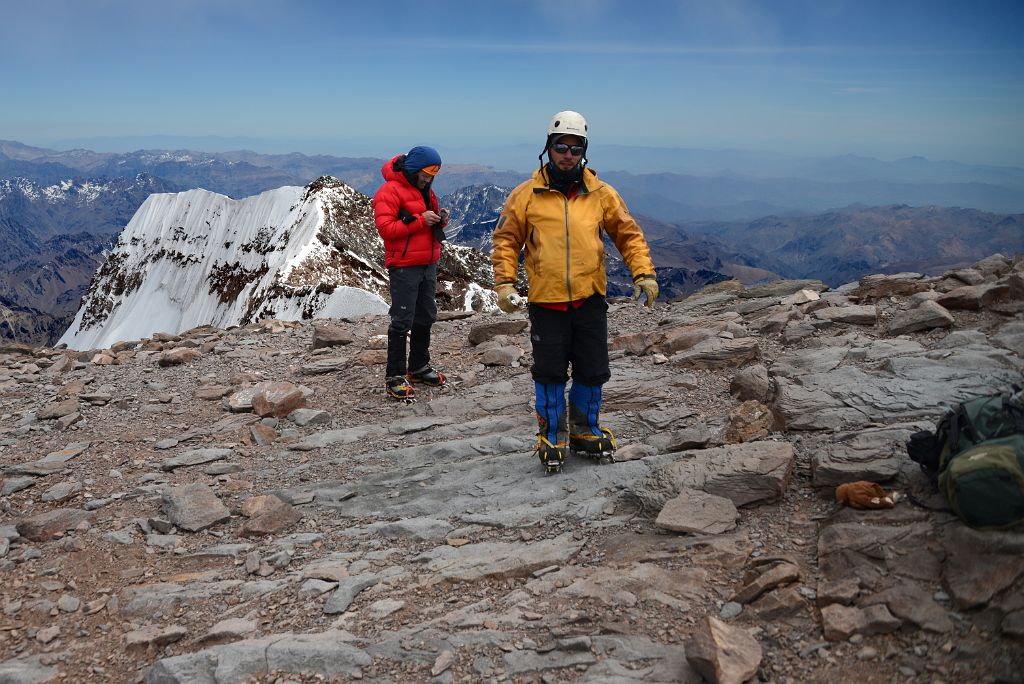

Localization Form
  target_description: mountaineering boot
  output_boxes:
[408,365,446,387]
[386,375,416,402]
[568,382,616,463]
[535,381,568,474]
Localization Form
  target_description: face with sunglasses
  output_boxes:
[549,135,585,171]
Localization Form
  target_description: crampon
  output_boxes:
[569,427,616,464]
[536,436,567,474]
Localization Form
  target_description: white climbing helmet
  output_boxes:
[547,111,588,140]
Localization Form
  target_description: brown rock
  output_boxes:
[238,504,302,538]
[814,304,878,325]
[609,331,653,356]
[655,488,738,535]
[861,581,953,633]
[354,349,388,366]
[158,347,202,366]
[468,320,528,346]
[37,398,80,420]
[249,423,278,446]
[816,577,861,607]
[854,272,929,301]
[943,552,1024,610]
[241,494,290,518]
[752,587,808,621]
[686,615,762,684]
[741,279,828,298]
[862,603,902,635]
[723,400,772,444]
[670,337,760,370]
[251,381,306,418]
[312,324,355,349]
[731,562,801,604]
[195,385,233,400]
[162,483,231,532]
[820,603,868,641]
[16,508,93,542]
[124,624,188,652]
[730,364,771,403]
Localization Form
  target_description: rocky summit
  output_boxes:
[1,254,1022,684]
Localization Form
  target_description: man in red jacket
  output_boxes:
[373,145,449,400]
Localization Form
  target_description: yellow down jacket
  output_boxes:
[491,166,655,303]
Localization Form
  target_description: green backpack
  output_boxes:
[934,390,1024,529]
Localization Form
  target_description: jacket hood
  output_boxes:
[381,155,412,185]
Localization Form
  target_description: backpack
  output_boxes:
[907,388,1024,529]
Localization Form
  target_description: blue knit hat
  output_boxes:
[404,146,442,174]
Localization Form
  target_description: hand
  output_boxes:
[632,277,658,308]
[422,210,442,226]
[496,284,524,314]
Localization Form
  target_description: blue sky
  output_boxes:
[2,0,1023,166]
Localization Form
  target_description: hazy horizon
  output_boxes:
[10,135,1024,179]
[2,1,1022,168]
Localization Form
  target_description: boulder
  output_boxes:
[655,488,739,535]
[685,616,762,684]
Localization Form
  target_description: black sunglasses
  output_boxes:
[551,143,585,155]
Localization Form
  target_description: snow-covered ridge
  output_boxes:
[59,177,391,350]
[0,174,155,205]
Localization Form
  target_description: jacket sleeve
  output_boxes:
[602,187,656,280]
[491,184,530,286]
[373,183,421,241]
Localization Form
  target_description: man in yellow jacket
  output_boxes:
[492,110,658,473]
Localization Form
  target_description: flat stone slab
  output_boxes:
[119,580,243,618]
[289,425,387,451]
[146,631,371,682]
[633,441,795,513]
[162,483,232,532]
[160,448,233,471]
[323,575,381,614]
[0,654,59,684]
[556,562,707,610]
[813,304,878,325]
[817,521,935,591]
[655,487,739,535]
[772,338,1023,431]
[412,533,583,584]
[302,437,660,529]
[809,422,933,486]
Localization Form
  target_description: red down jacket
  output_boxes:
[372,156,442,268]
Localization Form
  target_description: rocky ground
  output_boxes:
[1,254,1023,684]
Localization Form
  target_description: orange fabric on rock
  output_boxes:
[835,481,895,510]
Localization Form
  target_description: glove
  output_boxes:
[496,284,524,314]
[632,276,658,308]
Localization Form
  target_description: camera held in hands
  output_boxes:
[434,209,449,242]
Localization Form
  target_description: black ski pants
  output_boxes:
[528,294,611,386]
[386,263,437,377]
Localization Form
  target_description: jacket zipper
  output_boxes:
[562,195,572,301]
[401,234,412,258]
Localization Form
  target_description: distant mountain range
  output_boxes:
[5,139,1023,221]
[2,138,1023,345]
[684,204,1024,286]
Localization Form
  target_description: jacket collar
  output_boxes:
[532,165,599,195]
